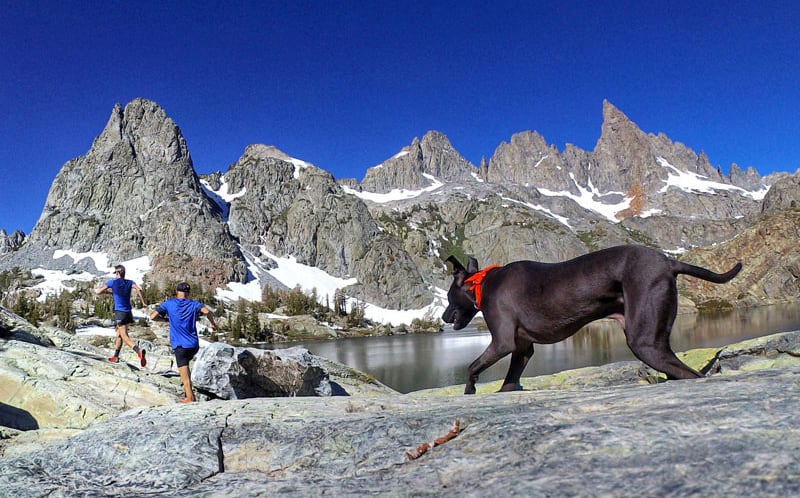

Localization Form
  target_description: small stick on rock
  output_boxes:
[405,419,461,460]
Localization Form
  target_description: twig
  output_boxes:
[405,419,461,460]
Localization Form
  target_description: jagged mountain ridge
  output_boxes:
[339,101,796,305]
[203,144,431,309]
[1,98,798,316]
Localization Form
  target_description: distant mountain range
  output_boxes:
[2,98,798,322]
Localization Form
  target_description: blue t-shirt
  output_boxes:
[156,298,205,349]
[105,278,136,312]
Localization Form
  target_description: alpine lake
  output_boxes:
[256,303,800,393]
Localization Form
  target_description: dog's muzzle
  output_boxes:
[442,306,455,324]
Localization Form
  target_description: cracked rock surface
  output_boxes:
[2,365,799,496]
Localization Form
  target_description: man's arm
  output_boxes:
[201,306,220,331]
[95,284,110,296]
[149,308,167,322]
[133,283,147,308]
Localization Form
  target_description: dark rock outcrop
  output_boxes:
[192,342,332,398]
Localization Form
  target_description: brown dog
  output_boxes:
[443,245,742,394]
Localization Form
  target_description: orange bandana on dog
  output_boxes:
[464,265,501,310]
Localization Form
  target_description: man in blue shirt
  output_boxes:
[95,264,147,366]
[150,282,219,403]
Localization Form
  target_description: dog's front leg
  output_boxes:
[465,344,513,394]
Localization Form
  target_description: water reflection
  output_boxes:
[256,303,800,393]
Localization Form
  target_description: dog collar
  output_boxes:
[464,265,501,310]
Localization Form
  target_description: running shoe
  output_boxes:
[179,398,194,403]
[138,349,147,367]
[108,356,119,363]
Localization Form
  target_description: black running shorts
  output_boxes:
[173,346,200,368]
[114,310,134,326]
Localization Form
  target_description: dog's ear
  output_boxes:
[445,255,465,273]
[467,257,479,274]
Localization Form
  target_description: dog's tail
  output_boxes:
[672,260,743,283]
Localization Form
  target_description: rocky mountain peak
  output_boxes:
[599,100,635,134]
[418,130,478,181]
[594,100,722,184]
[760,174,800,214]
[729,163,765,190]
[2,99,246,288]
[486,130,565,187]
[242,144,295,163]
[0,229,25,255]
[359,131,476,193]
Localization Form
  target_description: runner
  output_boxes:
[150,282,219,402]
[95,264,147,366]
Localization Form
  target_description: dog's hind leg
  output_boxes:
[624,280,702,380]
[499,341,533,392]
[627,333,702,379]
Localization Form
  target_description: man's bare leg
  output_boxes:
[178,365,195,402]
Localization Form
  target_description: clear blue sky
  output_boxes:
[2,0,799,234]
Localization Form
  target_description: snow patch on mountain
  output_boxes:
[201,176,245,221]
[213,245,443,325]
[31,251,151,302]
[343,174,444,203]
[538,173,632,223]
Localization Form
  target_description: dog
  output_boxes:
[442,245,742,394]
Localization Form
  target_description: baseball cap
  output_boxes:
[176,282,191,293]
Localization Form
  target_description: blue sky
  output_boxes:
[2,0,799,234]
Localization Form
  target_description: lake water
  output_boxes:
[258,304,800,393]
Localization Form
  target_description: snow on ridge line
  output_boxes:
[342,174,444,203]
[499,196,573,229]
[392,150,410,160]
[656,157,769,200]
[370,149,411,170]
[528,157,770,222]
[289,157,312,179]
[533,155,549,168]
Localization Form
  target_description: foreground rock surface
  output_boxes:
[3,307,800,496]
[0,306,395,438]
[2,356,799,496]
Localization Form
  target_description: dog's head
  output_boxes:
[442,255,480,330]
